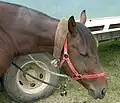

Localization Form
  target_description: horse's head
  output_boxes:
[61,10,108,99]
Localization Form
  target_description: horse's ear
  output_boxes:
[80,10,87,24]
[68,16,76,34]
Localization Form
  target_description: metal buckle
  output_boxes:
[51,59,60,67]
[63,54,69,58]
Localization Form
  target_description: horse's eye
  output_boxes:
[80,53,89,58]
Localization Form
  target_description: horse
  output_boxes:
[0,1,107,100]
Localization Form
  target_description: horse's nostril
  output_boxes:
[101,88,106,96]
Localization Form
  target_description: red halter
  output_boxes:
[60,38,106,80]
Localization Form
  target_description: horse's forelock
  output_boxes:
[76,23,97,56]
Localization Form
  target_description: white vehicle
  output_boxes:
[80,16,120,42]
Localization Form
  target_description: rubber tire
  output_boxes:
[3,53,60,103]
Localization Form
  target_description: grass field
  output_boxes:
[0,40,120,103]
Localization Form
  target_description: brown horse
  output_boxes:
[0,1,107,99]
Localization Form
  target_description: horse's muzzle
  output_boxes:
[88,88,107,99]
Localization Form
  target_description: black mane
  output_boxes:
[76,23,97,55]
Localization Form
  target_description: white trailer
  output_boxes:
[77,16,120,42]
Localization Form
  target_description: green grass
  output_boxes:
[1,40,120,103]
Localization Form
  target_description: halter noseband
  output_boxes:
[60,38,106,80]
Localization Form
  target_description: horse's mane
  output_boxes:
[76,23,97,55]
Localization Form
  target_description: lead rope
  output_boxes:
[28,54,68,78]
[28,54,69,96]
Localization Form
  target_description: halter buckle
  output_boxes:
[51,59,60,67]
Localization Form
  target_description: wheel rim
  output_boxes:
[16,61,51,94]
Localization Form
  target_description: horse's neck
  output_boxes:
[39,19,59,45]
[17,18,59,56]
[0,3,60,56]
[37,19,59,53]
